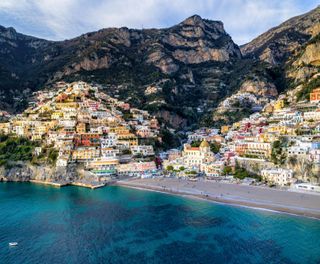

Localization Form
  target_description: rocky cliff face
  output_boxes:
[239,80,278,97]
[296,42,320,66]
[241,6,320,65]
[0,163,80,182]
[238,5,320,115]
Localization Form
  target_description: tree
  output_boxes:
[302,159,314,182]
[122,149,132,155]
[210,141,221,154]
[166,165,174,171]
[191,140,201,147]
[222,166,233,175]
[271,137,287,165]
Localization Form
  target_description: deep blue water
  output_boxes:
[0,183,320,264]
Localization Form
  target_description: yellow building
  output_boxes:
[232,122,241,129]
[31,134,43,141]
[72,147,100,161]
[182,140,214,168]
[117,132,136,140]
[259,132,278,143]
[38,104,52,113]
[86,157,119,175]
[267,125,295,136]
[111,126,130,134]
[34,124,48,135]
[76,123,87,134]
[118,138,138,146]
[0,122,11,134]
[55,102,79,110]
[245,142,272,159]
[221,125,230,134]
[274,100,284,111]
[51,111,64,119]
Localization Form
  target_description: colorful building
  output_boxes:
[310,88,320,103]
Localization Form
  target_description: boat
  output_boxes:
[9,242,18,246]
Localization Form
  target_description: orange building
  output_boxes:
[310,88,320,103]
[235,143,248,156]
[76,122,87,134]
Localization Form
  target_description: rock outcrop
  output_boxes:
[241,6,320,65]
[0,163,80,183]
[296,42,320,66]
[239,80,278,97]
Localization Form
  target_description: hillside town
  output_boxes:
[0,81,319,193]
[0,82,161,183]
[163,85,320,193]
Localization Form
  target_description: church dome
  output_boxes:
[200,140,209,148]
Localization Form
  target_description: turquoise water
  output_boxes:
[0,183,319,264]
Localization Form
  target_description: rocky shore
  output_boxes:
[0,163,105,189]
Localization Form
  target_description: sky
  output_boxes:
[0,0,318,45]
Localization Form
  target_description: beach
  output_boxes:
[116,178,320,219]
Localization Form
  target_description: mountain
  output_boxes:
[1,15,277,129]
[241,6,320,65]
[0,15,244,127]
[241,6,320,107]
[209,6,320,126]
[0,7,319,129]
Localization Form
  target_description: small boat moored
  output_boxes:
[9,242,18,247]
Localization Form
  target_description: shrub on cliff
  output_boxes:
[0,135,39,166]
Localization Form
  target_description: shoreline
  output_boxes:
[29,179,105,189]
[30,180,69,187]
[114,178,320,220]
[2,178,320,220]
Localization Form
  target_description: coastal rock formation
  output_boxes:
[0,163,81,183]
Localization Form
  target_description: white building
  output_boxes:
[101,133,118,148]
[303,109,320,121]
[130,145,154,156]
[182,140,214,168]
[56,155,69,167]
[261,168,294,186]
[293,183,320,193]
[101,148,119,158]
[309,149,320,163]
[288,146,309,156]
[202,161,225,177]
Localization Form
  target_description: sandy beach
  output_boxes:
[115,178,320,219]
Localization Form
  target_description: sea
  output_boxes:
[0,182,319,264]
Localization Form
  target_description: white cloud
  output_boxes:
[0,0,318,43]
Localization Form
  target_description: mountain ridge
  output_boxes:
[0,8,319,129]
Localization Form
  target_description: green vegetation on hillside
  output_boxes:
[155,128,181,150]
[0,135,39,167]
[233,165,261,181]
[271,137,288,165]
